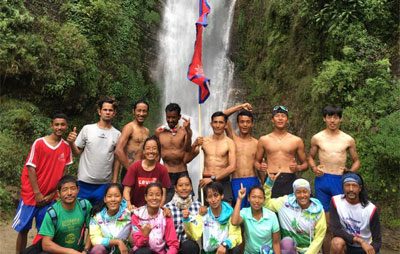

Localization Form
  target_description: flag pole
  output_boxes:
[198,103,204,205]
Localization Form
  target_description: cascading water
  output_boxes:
[156,0,237,198]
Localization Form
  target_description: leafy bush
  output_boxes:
[0,98,51,186]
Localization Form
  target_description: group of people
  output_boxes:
[12,97,382,254]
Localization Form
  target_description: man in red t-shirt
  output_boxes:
[12,113,73,254]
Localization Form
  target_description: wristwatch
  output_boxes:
[211,175,217,182]
[221,242,228,248]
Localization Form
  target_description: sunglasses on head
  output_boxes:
[273,105,288,112]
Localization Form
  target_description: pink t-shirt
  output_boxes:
[21,138,73,206]
[122,160,171,207]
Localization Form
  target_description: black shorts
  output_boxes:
[346,244,368,254]
[271,173,297,198]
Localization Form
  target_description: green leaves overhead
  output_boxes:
[1,0,159,115]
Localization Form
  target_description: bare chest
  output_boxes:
[159,131,186,149]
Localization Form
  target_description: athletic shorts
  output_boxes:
[315,173,343,211]
[271,173,297,198]
[77,181,109,205]
[166,171,190,203]
[346,244,370,254]
[231,176,261,208]
[199,177,233,205]
[12,199,54,232]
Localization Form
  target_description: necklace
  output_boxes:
[273,132,288,142]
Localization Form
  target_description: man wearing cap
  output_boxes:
[330,172,381,254]
[255,105,308,197]
[264,173,327,254]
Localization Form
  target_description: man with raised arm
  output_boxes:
[255,105,308,198]
[155,103,193,202]
[67,97,121,205]
[308,105,360,253]
[115,100,150,169]
[223,102,260,208]
[195,111,236,204]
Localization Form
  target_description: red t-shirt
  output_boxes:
[122,160,171,207]
[20,138,73,206]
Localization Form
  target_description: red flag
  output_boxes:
[187,0,211,104]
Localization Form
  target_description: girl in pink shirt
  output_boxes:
[131,183,179,254]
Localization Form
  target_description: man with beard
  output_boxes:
[115,100,150,169]
[40,175,92,254]
[330,172,381,254]
[67,97,121,205]
[155,103,192,202]
[255,105,308,198]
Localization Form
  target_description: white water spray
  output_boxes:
[156,0,237,197]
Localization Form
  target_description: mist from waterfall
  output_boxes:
[156,0,237,198]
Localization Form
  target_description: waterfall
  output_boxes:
[156,0,237,198]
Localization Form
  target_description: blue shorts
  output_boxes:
[315,173,343,211]
[12,199,54,232]
[78,181,108,205]
[231,176,261,208]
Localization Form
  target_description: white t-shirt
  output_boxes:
[76,123,120,184]
[332,195,376,246]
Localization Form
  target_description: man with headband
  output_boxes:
[264,173,326,254]
[330,172,381,254]
[255,105,308,197]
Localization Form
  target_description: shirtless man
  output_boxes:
[308,105,360,254]
[155,103,192,202]
[195,111,236,203]
[223,103,260,208]
[115,100,150,175]
[255,105,308,198]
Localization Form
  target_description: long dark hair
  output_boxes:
[91,183,124,216]
[343,171,369,207]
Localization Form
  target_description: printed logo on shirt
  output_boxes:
[58,153,66,162]
[65,233,76,244]
[344,217,361,235]
[138,177,157,187]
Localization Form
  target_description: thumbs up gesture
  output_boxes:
[67,127,77,144]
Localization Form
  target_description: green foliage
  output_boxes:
[0,98,51,187]
[0,183,16,214]
[1,0,160,117]
[234,0,399,226]
[0,131,28,186]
